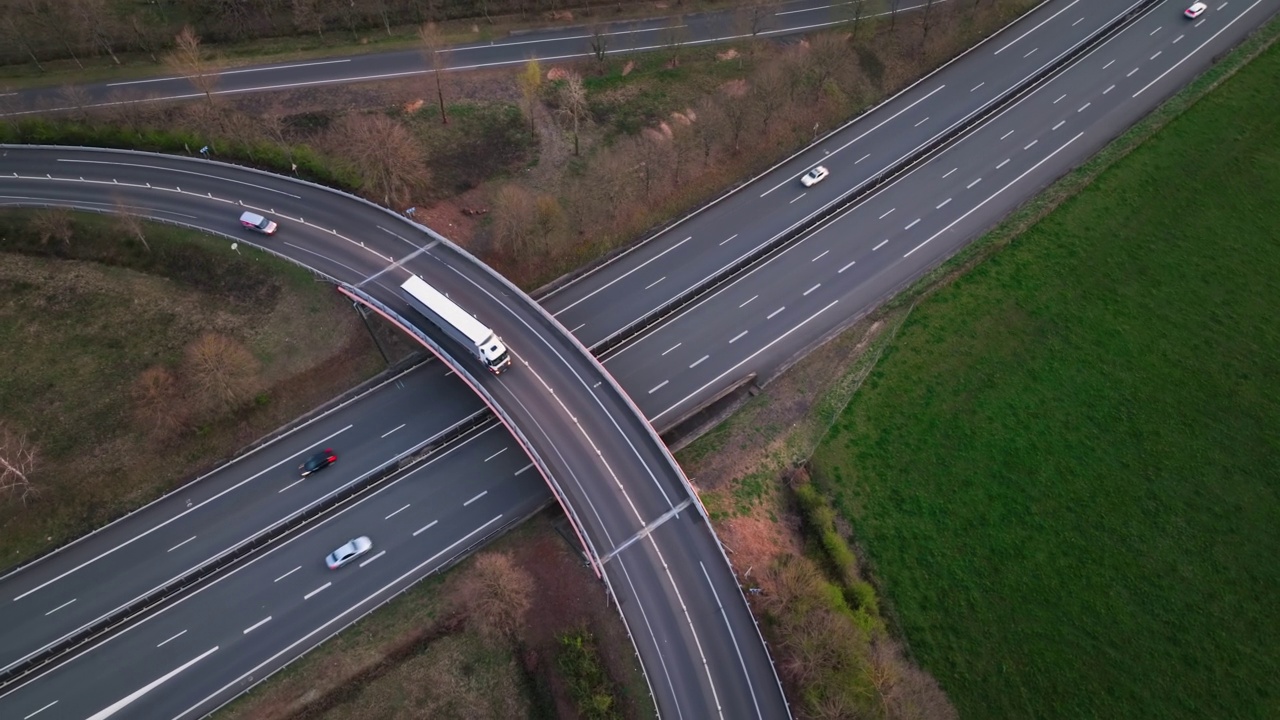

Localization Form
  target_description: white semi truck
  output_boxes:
[400,275,512,374]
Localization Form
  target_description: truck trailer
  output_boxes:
[399,275,512,374]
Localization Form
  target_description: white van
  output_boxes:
[239,211,278,235]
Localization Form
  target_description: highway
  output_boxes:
[7,0,910,115]
[1,0,1276,716]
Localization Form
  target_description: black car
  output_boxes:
[300,449,337,477]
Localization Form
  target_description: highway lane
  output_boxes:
[2,0,1269,707]
[6,0,892,114]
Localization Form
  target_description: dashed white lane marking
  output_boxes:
[644,276,665,290]
[803,283,821,296]
[689,355,710,368]
[1127,67,1140,77]
[514,464,534,475]
[412,520,438,537]
[662,342,683,355]
[766,307,785,320]
[359,551,385,568]
[739,295,757,308]
[1150,50,1162,60]
[937,198,952,209]
[243,616,271,634]
[812,250,829,262]
[790,193,806,204]
[997,159,1011,169]
[304,584,330,600]
[1174,33,1184,43]
[274,566,301,583]
[86,646,218,720]
[157,630,187,648]
[570,322,586,333]
[45,599,76,616]
[1103,84,1115,94]
[484,448,507,462]
[968,177,983,188]
[1104,59,1116,69]
[381,423,405,438]
[1025,139,1039,150]
[856,153,870,164]
[1024,47,1038,58]
[719,233,737,245]
[1053,120,1066,130]
[914,116,929,127]
[1073,17,1084,25]
[1195,17,1206,26]
[278,478,304,494]
[730,330,749,343]
[1054,94,1067,103]
[385,504,411,520]
[994,0,1082,55]
[1150,26,1162,35]
[107,59,352,87]
[1078,102,1091,112]
[839,260,857,273]
[649,381,670,394]
[24,701,57,720]
[1001,129,1015,139]
[873,239,889,251]
[904,218,921,230]
[1217,1,1227,8]
[943,167,958,178]
[167,536,196,553]
[879,208,895,219]
[971,81,985,92]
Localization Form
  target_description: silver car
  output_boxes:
[325,536,372,570]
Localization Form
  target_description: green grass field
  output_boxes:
[809,39,1280,720]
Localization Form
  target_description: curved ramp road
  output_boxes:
[8,0,930,115]
[2,0,1276,715]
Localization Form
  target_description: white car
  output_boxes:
[800,166,830,187]
[1184,2,1207,18]
[325,536,372,570]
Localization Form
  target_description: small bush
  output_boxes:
[556,630,622,720]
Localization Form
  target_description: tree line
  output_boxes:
[0,0,670,69]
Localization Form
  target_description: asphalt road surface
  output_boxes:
[8,0,911,115]
[1,0,1276,716]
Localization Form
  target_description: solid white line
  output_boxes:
[274,566,301,583]
[304,584,330,600]
[873,239,889,251]
[689,355,709,368]
[412,520,438,537]
[167,536,196,553]
[45,599,76,616]
[719,233,738,245]
[654,301,839,421]
[838,261,857,273]
[766,307,785,320]
[879,208,895,219]
[277,478,304,494]
[1025,139,1038,150]
[385,504,410,520]
[24,701,57,719]
[904,218,921,230]
[464,491,488,506]
[906,132,1083,257]
[88,646,217,719]
[994,0,1081,54]
[10,424,351,601]
[997,158,1011,169]
[662,342,683,355]
[649,381,670,394]
[803,284,821,296]
[484,448,507,462]
[968,177,983,188]
[106,59,351,86]
[739,295,757,308]
[1135,0,1264,97]
[943,167,958,178]
[359,551,385,568]
[730,330,748,343]
[937,198,952,209]
[554,236,691,315]
[243,617,271,634]
[156,630,187,648]
[1078,102,1091,112]
[644,276,666,290]
[812,250,829,262]
[381,423,405,438]
[697,561,763,719]
[1052,120,1066,130]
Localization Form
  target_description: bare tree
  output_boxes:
[69,0,121,65]
[490,183,538,255]
[114,197,149,251]
[132,366,186,438]
[456,552,534,641]
[719,88,752,154]
[735,0,778,39]
[921,0,938,52]
[58,84,94,122]
[556,71,590,156]
[662,14,691,66]
[166,25,216,103]
[517,58,542,140]
[751,63,789,136]
[183,332,261,413]
[0,422,40,506]
[30,208,74,246]
[329,113,429,207]
[292,0,326,38]
[587,22,608,63]
[0,14,45,72]
[418,22,450,125]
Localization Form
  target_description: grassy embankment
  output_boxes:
[0,211,405,565]
[808,29,1280,720]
